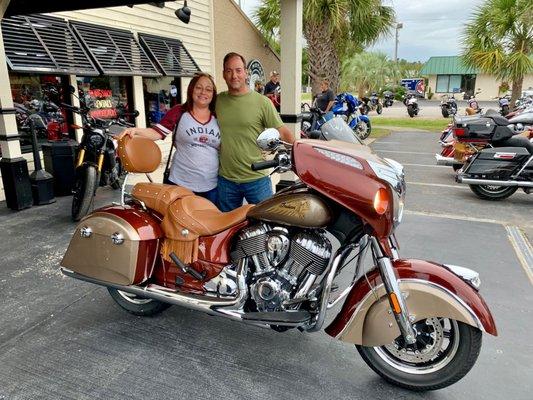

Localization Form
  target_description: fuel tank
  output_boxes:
[247,190,333,228]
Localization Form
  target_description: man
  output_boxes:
[216,52,294,212]
[263,71,280,95]
[314,78,335,113]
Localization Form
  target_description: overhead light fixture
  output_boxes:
[175,1,191,24]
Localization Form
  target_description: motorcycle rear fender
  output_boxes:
[325,258,497,346]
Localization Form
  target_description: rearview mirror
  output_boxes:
[257,128,280,151]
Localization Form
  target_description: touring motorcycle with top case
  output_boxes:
[60,130,497,391]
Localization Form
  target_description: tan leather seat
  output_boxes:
[118,136,161,173]
[132,183,193,216]
[164,195,254,237]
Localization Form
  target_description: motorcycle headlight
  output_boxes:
[367,159,406,228]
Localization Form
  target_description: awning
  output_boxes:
[1,14,99,76]
[70,21,161,77]
[139,33,201,77]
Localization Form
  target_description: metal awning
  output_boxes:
[139,33,201,77]
[70,21,161,77]
[1,14,99,75]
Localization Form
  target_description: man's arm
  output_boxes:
[278,125,295,144]
[324,90,335,112]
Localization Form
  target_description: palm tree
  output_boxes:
[254,0,395,94]
[341,52,399,96]
[461,0,533,104]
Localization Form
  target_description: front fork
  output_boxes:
[370,236,417,345]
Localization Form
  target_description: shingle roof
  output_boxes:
[420,56,478,75]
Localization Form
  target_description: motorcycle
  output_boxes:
[60,129,497,391]
[266,86,281,112]
[62,100,137,221]
[360,92,383,115]
[456,111,533,200]
[440,94,458,118]
[404,92,419,118]
[465,90,482,116]
[496,95,511,116]
[331,93,372,140]
[434,122,463,171]
[383,91,394,108]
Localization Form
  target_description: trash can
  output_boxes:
[41,140,78,196]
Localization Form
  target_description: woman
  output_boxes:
[120,73,219,205]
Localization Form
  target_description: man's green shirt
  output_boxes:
[216,90,283,183]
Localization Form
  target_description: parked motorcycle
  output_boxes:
[360,92,383,115]
[60,130,497,392]
[331,93,372,139]
[62,101,137,221]
[434,122,463,171]
[383,91,394,108]
[440,94,458,118]
[456,111,533,200]
[404,92,419,118]
[496,95,511,116]
[465,90,482,116]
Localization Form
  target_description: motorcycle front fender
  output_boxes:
[359,114,370,124]
[325,258,497,347]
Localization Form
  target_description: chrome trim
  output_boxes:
[458,177,533,188]
[120,173,130,207]
[371,237,416,344]
[111,232,124,245]
[435,153,457,166]
[513,155,533,178]
[306,244,356,332]
[80,226,92,238]
[444,264,481,290]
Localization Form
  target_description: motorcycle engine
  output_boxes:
[232,223,332,312]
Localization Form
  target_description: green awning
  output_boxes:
[420,56,478,75]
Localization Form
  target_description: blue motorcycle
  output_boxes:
[331,93,372,140]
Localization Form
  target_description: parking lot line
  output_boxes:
[406,181,468,189]
[402,163,451,169]
[404,209,503,224]
[505,226,533,286]
[371,149,433,155]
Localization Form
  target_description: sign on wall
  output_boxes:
[248,59,265,90]
[401,78,425,96]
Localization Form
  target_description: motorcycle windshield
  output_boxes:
[320,117,363,144]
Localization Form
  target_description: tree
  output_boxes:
[340,52,399,96]
[461,0,533,104]
[254,0,395,95]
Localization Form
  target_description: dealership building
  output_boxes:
[0,0,288,205]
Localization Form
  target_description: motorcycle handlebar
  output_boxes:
[251,158,279,171]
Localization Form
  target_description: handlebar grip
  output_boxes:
[251,158,279,171]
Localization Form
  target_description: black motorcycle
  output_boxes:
[383,91,394,107]
[62,100,137,221]
[403,92,419,118]
[456,111,533,200]
[440,93,458,118]
[360,92,383,115]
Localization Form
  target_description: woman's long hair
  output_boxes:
[182,73,217,114]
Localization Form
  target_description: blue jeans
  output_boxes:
[217,175,273,212]
[194,187,218,206]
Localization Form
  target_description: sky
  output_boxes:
[238,0,486,62]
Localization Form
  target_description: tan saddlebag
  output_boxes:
[61,209,163,285]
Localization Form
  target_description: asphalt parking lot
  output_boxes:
[0,130,532,400]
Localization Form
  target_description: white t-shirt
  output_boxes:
[169,112,220,192]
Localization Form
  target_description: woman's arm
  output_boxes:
[118,127,162,141]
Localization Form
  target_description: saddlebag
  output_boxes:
[60,206,163,285]
[464,147,530,180]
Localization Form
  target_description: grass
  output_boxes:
[369,127,392,139]
[371,117,445,132]
[301,92,312,102]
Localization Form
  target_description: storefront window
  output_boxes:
[76,76,133,120]
[436,74,465,93]
[9,72,71,152]
[143,77,182,125]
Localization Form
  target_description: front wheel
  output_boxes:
[354,121,370,140]
[469,184,517,200]
[357,319,482,391]
[71,165,98,222]
[108,288,172,316]
[441,107,449,118]
[376,104,383,114]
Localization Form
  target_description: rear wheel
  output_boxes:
[441,107,449,118]
[469,184,517,200]
[71,165,97,222]
[108,288,172,316]
[376,104,383,114]
[357,318,482,391]
[407,105,416,118]
[501,105,509,116]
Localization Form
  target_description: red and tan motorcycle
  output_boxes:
[60,127,496,391]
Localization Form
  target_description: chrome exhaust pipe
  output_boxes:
[458,177,533,188]
[435,153,458,166]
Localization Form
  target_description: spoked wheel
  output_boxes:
[71,165,97,222]
[357,318,482,391]
[108,288,172,316]
[469,184,517,200]
[354,121,370,140]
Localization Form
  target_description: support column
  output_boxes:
[68,75,84,142]
[278,0,303,191]
[132,75,147,128]
[0,0,33,209]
